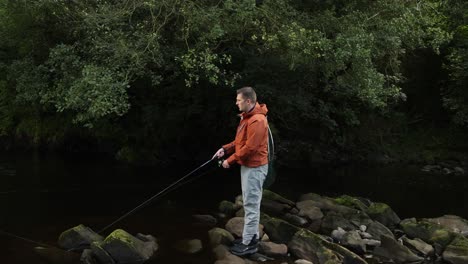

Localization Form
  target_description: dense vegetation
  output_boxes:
[0,0,467,167]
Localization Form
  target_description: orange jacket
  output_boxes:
[222,103,269,167]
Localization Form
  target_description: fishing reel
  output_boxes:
[217,159,225,167]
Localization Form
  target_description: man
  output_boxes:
[212,86,269,256]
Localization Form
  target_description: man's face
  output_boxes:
[236,94,250,112]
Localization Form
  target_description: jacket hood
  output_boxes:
[242,103,268,118]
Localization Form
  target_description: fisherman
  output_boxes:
[212,86,269,256]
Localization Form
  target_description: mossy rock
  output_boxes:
[58,224,103,250]
[400,218,455,247]
[100,229,158,264]
[288,229,368,264]
[261,215,301,243]
[443,235,468,264]
[365,202,400,229]
[335,195,368,211]
[262,189,295,206]
[218,200,236,216]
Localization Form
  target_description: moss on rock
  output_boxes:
[262,190,295,206]
[400,218,455,247]
[334,195,368,211]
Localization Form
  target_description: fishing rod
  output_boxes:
[0,157,218,249]
[97,157,216,234]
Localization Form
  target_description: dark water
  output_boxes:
[1,153,467,263]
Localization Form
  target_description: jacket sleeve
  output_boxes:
[222,140,236,156]
[226,118,266,165]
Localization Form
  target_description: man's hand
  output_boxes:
[212,148,225,160]
[222,160,230,169]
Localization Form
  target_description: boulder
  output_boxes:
[96,229,158,264]
[342,230,366,254]
[261,199,292,216]
[259,241,288,256]
[192,214,218,227]
[58,224,104,250]
[425,215,468,235]
[262,190,295,206]
[400,218,455,247]
[283,213,309,227]
[401,236,434,256]
[225,217,264,238]
[297,195,356,215]
[442,235,468,264]
[334,195,369,211]
[90,242,115,264]
[208,227,235,247]
[261,215,301,243]
[296,201,324,221]
[219,201,237,216]
[366,221,394,239]
[288,229,367,264]
[373,234,424,263]
[365,203,400,229]
[320,211,356,235]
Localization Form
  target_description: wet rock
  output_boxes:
[294,260,313,264]
[208,227,235,247]
[400,218,455,247]
[401,236,434,256]
[342,230,366,254]
[261,199,292,216]
[174,239,203,254]
[225,217,245,237]
[235,208,245,217]
[225,217,264,238]
[234,195,243,210]
[90,241,115,264]
[297,194,356,215]
[261,215,301,243]
[307,219,322,233]
[365,202,400,229]
[335,195,369,211]
[331,227,346,242]
[366,221,394,239]
[262,190,295,207]
[58,224,103,250]
[259,241,288,256]
[192,214,218,227]
[283,213,309,227]
[296,202,324,221]
[288,229,367,264]
[219,201,237,216]
[373,234,424,263]
[358,231,373,239]
[425,215,468,235]
[362,239,381,247]
[442,235,468,264]
[320,211,356,235]
[80,249,98,264]
[96,229,158,264]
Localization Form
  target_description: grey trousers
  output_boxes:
[241,164,268,244]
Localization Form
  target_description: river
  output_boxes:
[1,153,467,263]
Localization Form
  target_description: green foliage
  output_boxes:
[0,0,461,164]
[442,0,468,127]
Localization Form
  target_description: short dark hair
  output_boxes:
[237,87,257,103]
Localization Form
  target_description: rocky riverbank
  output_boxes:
[47,190,468,264]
